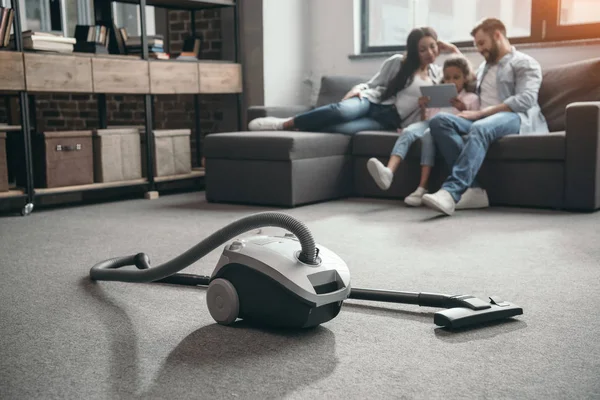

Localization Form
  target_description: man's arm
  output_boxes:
[458,103,512,120]
[460,57,543,120]
[503,58,543,113]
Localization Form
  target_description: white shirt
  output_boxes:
[395,74,434,128]
[479,64,502,109]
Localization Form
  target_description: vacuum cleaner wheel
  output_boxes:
[207,278,240,325]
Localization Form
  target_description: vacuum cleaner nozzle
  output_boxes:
[434,297,523,329]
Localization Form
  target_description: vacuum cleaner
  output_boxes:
[90,212,523,330]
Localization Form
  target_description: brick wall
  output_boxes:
[0,9,228,167]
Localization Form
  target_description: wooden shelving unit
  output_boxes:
[0,0,241,215]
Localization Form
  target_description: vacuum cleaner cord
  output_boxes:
[90,212,319,283]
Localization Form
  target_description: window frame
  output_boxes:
[10,0,93,36]
[360,0,600,54]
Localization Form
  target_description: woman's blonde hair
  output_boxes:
[443,55,477,93]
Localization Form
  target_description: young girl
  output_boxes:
[366,55,480,206]
[247,27,460,135]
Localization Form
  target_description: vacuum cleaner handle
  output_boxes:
[90,212,319,284]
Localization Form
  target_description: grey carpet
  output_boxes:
[1,192,599,400]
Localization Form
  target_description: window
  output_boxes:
[559,0,600,25]
[360,0,600,53]
[112,3,156,36]
[1,0,93,36]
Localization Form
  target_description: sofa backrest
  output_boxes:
[316,57,600,133]
[538,57,600,132]
[316,75,370,107]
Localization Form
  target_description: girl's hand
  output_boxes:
[450,97,466,111]
[342,87,362,101]
[418,96,430,109]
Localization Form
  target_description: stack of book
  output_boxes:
[0,7,15,48]
[124,34,168,59]
[10,30,75,53]
[74,24,112,54]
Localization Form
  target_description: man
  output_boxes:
[421,18,549,216]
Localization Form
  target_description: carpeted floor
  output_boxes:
[1,192,599,399]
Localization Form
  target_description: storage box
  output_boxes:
[0,132,8,192]
[142,129,192,177]
[93,128,142,183]
[33,131,94,188]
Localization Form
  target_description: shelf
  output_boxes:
[8,51,242,94]
[0,52,25,92]
[198,62,242,93]
[0,189,25,199]
[149,61,199,94]
[154,169,205,183]
[0,125,22,132]
[34,178,148,195]
[111,0,234,10]
[24,53,93,93]
[92,57,150,94]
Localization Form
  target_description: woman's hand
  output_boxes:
[450,97,466,111]
[437,40,460,54]
[418,96,430,109]
[342,87,362,101]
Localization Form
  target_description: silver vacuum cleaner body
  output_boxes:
[207,233,351,329]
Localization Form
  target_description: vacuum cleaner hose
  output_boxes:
[90,212,318,283]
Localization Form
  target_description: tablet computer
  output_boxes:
[420,84,458,108]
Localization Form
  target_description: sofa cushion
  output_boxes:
[539,57,600,132]
[204,131,352,161]
[486,132,565,161]
[353,130,416,158]
[316,75,369,107]
[353,130,565,161]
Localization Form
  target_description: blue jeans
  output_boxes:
[429,112,521,201]
[293,97,400,135]
[391,121,435,166]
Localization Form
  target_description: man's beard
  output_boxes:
[482,40,500,63]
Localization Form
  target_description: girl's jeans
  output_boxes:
[391,121,435,166]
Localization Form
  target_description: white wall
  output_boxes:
[261,0,600,107]
[262,0,312,106]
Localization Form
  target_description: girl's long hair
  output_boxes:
[381,27,438,101]
[443,55,477,93]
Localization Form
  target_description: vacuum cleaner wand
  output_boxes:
[349,288,523,329]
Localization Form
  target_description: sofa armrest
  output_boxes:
[247,105,313,122]
[565,101,600,211]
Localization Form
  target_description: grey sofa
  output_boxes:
[204,57,600,211]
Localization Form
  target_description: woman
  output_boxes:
[248,27,459,135]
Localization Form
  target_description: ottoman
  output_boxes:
[204,131,353,207]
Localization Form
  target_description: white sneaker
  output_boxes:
[404,187,428,207]
[248,117,288,131]
[422,189,456,216]
[366,158,393,190]
[456,188,489,210]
